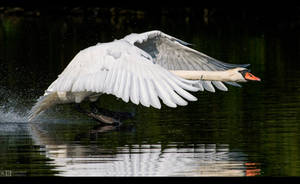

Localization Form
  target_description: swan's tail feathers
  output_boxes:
[28,92,59,121]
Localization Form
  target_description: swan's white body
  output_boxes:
[28,30,254,121]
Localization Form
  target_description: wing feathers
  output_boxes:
[145,79,161,109]
[122,71,131,103]
[46,39,198,109]
[156,72,188,106]
[130,74,139,105]
[138,77,150,107]
[115,70,127,98]
[126,30,249,91]
[212,81,228,91]
[153,78,177,108]
[103,67,114,94]
[112,68,122,94]
[201,81,215,92]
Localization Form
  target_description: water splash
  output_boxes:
[0,107,27,122]
[0,86,111,124]
[0,87,32,123]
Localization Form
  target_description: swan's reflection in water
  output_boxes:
[29,122,261,176]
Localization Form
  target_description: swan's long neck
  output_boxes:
[170,68,247,82]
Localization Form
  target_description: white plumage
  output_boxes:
[28,30,253,121]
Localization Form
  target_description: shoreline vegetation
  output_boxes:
[1,7,300,26]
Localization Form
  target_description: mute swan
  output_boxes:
[28,30,260,124]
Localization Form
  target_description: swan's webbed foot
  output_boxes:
[75,103,134,126]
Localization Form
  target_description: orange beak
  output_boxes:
[244,72,261,81]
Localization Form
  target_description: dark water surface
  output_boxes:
[0,8,300,176]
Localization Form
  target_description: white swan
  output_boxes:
[28,30,260,123]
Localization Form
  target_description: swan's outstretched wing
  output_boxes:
[123,30,249,92]
[46,40,199,109]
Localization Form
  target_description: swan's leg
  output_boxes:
[89,102,135,125]
[87,112,121,126]
[75,101,134,126]
[74,103,120,125]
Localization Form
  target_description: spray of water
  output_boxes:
[0,87,32,122]
[0,86,110,124]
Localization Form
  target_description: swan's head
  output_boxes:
[234,68,261,82]
[239,68,261,82]
[228,68,261,82]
